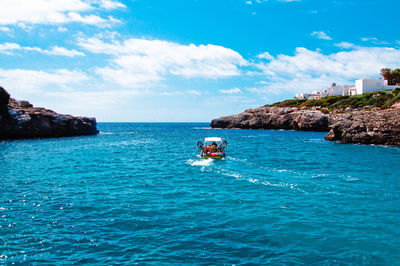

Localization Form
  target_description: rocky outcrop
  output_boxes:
[325,108,400,146]
[211,106,330,131]
[0,87,99,140]
[211,105,400,146]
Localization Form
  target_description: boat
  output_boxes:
[197,137,227,159]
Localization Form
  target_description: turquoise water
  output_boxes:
[1,123,400,264]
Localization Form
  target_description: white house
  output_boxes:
[355,78,385,95]
[343,86,357,96]
[294,78,399,100]
[312,89,328,98]
[294,93,312,99]
[327,84,345,96]
[384,80,400,90]
[295,90,327,100]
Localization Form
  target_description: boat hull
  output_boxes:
[202,153,225,159]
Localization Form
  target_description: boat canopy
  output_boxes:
[204,137,222,143]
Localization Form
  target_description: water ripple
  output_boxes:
[0,123,399,264]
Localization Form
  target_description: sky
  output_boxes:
[0,0,400,122]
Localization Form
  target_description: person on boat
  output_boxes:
[209,141,218,153]
[217,144,224,153]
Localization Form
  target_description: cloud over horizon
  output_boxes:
[0,42,85,57]
[0,0,125,27]
[311,31,332,40]
[253,46,400,94]
[77,37,248,87]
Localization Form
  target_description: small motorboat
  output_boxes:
[197,137,227,159]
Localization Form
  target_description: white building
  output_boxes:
[294,93,312,99]
[355,78,385,95]
[343,86,357,96]
[295,90,327,100]
[294,78,399,100]
[327,84,345,96]
[312,89,328,98]
[384,80,400,90]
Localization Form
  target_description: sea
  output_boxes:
[1,123,400,265]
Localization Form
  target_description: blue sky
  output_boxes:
[0,0,400,122]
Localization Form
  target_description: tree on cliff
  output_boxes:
[380,68,391,83]
[392,69,400,85]
[380,68,400,85]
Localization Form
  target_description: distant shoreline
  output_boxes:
[211,90,400,146]
[0,87,98,140]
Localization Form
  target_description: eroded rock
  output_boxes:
[211,106,330,131]
[211,105,400,146]
[0,88,99,140]
[325,109,400,146]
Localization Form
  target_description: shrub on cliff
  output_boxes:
[270,88,400,112]
[270,98,307,108]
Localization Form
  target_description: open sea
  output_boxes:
[1,123,400,265]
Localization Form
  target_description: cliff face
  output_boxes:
[0,87,99,140]
[211,106,330,131]
[211,105,400,146]
[325,108,400,146]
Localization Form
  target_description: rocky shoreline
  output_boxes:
[211,105,400,146]
[0,87,99,140]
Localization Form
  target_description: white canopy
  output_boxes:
[204,137,222,142]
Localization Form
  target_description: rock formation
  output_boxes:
[0,87,99,140]
[211,106,330,131]
[325,108,400,146]
[211,105,400,146]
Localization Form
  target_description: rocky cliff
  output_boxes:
[211,106,330,131]
[0,87,99,140]
[325,108,400,146]
[211,105,400,146]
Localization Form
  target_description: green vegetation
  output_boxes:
[380,68,400,85]
[269,88,400,112]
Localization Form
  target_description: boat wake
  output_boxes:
[187,158,214,167]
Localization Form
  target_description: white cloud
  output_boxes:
[99,0,126,9]
[361,37,378,42]
[0,26,10,32]
[0,42,85,57]
[0,69,89,94]
[219,87,241,94]
[57,26,68,32]
[335,42,356,49]
[0,0,125,27]
[17,23,33,31]
[360,37,388,45]
[47,46,85,57]
[311,31,332,40]
[78,37,248,87]
[257,51,274,60]
[254,46,400,94]
[186,90,202,96]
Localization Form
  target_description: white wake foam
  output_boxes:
[187,159,213,166]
